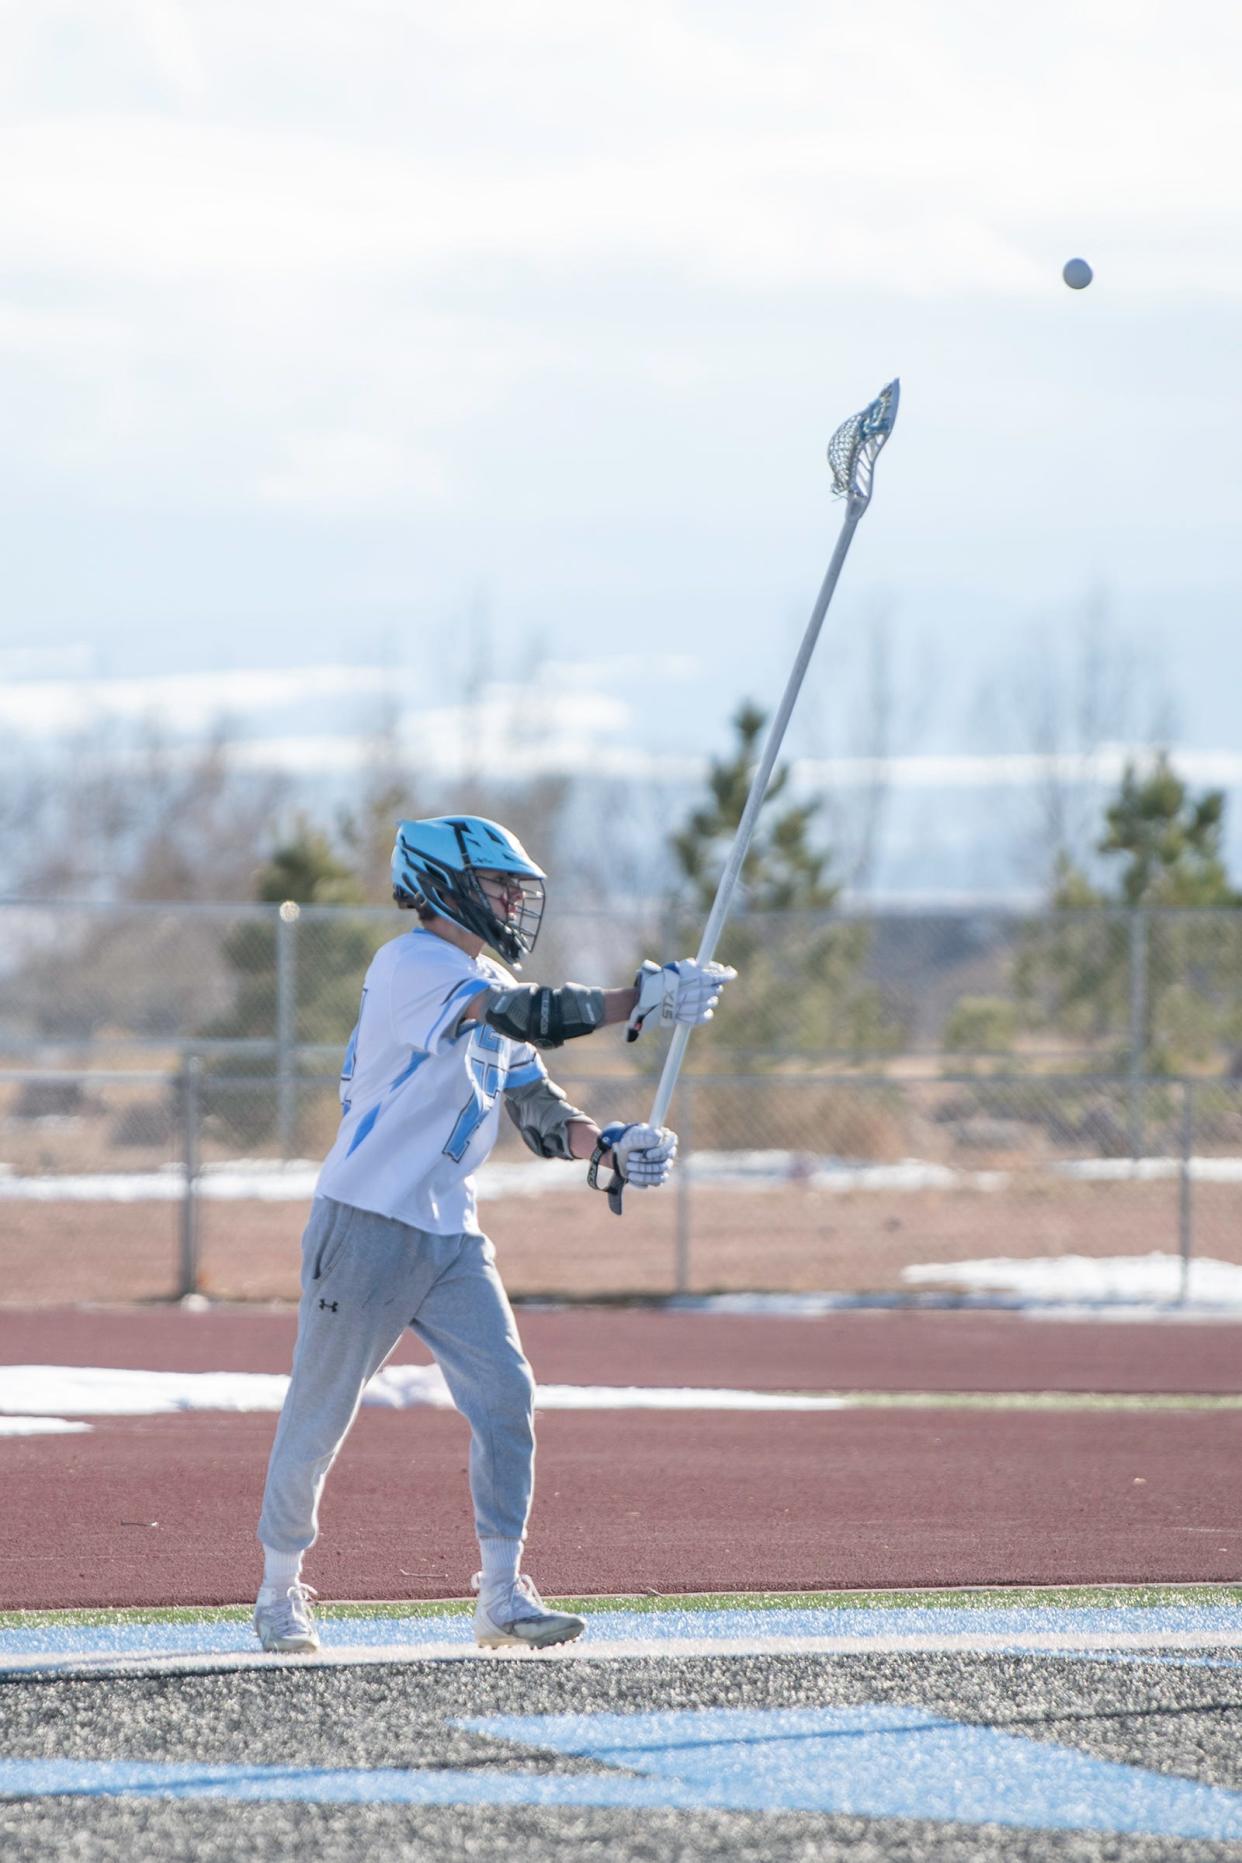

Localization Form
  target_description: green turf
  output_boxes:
[3,1582,1241,1632]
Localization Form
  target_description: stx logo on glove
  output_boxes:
[626,958,737,1044]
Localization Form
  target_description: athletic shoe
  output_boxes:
[471,1572,586,1650]
[253,1581,320,1653]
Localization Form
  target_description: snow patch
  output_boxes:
[0,1363,848,1421]
[0,1416,92,1435]
[903,1253,1242,1306]
[2,1151,1242,1202]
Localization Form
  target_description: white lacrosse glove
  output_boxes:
[593,1120,678,1190]
[626,958,738,1043]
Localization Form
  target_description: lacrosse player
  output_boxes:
[254,815,734,1654]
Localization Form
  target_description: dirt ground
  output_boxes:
[2,1178,1239,1304]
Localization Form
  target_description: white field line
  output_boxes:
[6,1625,1242,1680]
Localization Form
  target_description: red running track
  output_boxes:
[2,1306,1241,1608]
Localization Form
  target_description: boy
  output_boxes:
[255,815,733,1653]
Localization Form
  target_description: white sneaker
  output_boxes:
[253,1581,320,1653]
[472,1573,586,1651]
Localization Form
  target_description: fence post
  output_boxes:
[179,1054,202,1300]
[1177,1078,1194,1305]
[675,1077,693,1296]
[1127,908,1148,1158]
[276,902,300,1160]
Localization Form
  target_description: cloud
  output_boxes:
[0,664,399,735]
[0,0,1239,670]
[256,430,452,511]
[222,739,1242,791]
[8,647,1242,802]
[3,3,1239,298]
[793,749,1242,792]
[0,660,678,781]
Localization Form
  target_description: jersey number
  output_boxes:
[443,1023,506,1163]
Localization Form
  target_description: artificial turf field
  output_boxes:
[5,1307,1242,1853]
[4,1587,1242,1858]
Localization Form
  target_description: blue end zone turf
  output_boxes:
[3,1700,1242,1838]
[5,1589,1242,1840]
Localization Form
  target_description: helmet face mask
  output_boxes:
[391,816,546,965]
[471,868,546,964]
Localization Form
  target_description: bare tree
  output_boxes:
[988,588,1174,888]
[797,599,908,895]
[1,719,287,901]
[336,702,422,898]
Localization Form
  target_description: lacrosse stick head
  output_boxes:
[827,378,900,513]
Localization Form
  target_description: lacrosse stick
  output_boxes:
[646,379,900,1139]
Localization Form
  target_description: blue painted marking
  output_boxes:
[4,1602,1242,1662]
[0,1759,683,1805]
[458,1706,1242,1838]
[5,1710,1242,1836]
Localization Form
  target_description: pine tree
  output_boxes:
[1097,755,1238,909]
[202,826,389,1146]
[670,703,837,913]
[666,704,899,1060]
[1020,754,1242,1071]
[256,827,366,907]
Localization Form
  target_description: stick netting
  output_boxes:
[827,378,900,504]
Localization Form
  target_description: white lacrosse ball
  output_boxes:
[1062,257,1093,290]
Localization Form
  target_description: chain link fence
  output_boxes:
[3,901,1242,1304]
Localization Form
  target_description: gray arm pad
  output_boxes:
[504,1076,590,1161]
[483,982,606,1050]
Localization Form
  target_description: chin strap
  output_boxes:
[587,1123,627,1217]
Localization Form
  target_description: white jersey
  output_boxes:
[315,927,546,1235]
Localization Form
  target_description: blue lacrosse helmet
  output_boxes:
[391,816,547,965]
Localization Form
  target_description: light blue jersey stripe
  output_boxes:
[389,1051,428,1091]
[345,1103,381,1157]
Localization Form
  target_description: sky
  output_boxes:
[1,0,1240,892]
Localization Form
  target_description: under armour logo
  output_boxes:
[318,1298,338,1312]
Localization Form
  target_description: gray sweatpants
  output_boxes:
[257,1197,535,1555]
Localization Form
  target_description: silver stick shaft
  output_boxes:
[648,505,863,1130]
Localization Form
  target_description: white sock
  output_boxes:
[260,1545,303,1594]
[478,1537,522,1603]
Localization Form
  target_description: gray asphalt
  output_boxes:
[3,1652,1242,1862]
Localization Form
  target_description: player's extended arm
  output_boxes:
[461,983,631,1046]
[461,959,734,1051]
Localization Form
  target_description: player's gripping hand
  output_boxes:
[599,1121,678,1188]
[626,959,738,1042]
